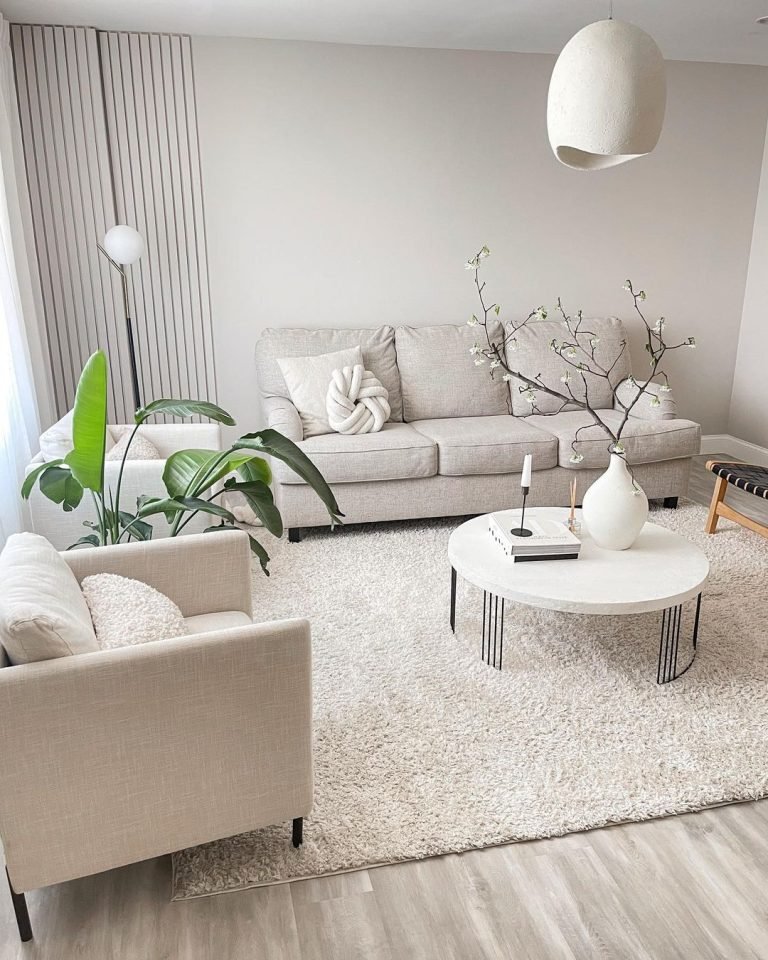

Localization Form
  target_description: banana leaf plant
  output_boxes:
[22,351,342,573]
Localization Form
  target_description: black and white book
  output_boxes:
[488,511,581,562]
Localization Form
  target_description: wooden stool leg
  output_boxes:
[705,474,728,534]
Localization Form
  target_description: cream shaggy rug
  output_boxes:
[171,501,768,899]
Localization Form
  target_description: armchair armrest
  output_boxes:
[110,422,222,457]
[614,378,677,421]
[263,396,302,442]
[0,618,312,891]
[63,530,253,619]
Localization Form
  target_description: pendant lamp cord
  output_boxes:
[608,0,613,18]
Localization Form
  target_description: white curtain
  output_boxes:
[0,15,43,547]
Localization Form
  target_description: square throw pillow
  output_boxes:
[0,532,99,664]
[39,410,115,461]
[105,429,162,461]
[81,574,188,650]
[277,346,363,438]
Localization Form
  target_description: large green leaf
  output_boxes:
[21,458,63,499]
[39,466,83,511]
[223,478,283,537]
[236,430,343,525]
[136,399,236,426]
[65,351,108,492]
[136,496,187,521]
[117,512,153,541]
[67,534,101,550]
[163,449,219,499]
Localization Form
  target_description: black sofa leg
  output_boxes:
[6,869,32,942]
[288,528,302,543]
[292,817,303,848]
[663,497,679,509]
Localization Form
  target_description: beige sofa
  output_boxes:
[0,531,311,940]
[255,319,701,538]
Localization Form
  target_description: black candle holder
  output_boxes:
[510,486,533,537]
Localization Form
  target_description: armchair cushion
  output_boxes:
[81,574,187,650]
[0,533,98,665]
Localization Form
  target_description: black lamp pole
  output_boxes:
[98,244,141,411]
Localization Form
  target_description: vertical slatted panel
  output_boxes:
[99,31,217,412]
[10,24,217,423]
[10,23,130,421]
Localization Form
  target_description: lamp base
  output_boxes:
[509,527,533,538]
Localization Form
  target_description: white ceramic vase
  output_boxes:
[581,453,649,550]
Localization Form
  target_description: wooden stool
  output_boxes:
[705,461,768,539]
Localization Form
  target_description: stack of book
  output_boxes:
[488,512,581,562]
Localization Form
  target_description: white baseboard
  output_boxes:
[700,434,768,467]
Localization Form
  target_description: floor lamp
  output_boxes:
[98,224,144,411]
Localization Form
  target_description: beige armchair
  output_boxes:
[0,531,312,942]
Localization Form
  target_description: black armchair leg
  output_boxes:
[292,817,303,848]
[6,869,32,942]
[663,497,679,509]
[288,528,302,543]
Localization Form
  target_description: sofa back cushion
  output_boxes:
[395,322,509,422]
[505,317,632,416]
[0,533,98,664]
[255,326,402,422]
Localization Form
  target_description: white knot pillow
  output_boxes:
[326,364,391,435]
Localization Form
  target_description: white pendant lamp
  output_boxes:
[547,19,666,170]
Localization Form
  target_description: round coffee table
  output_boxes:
[448,507,709,683]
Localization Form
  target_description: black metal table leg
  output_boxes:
[450,566,457,633]
[481,590,505,671]
[657,593,702,684]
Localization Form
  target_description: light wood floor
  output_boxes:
[4,454,768,959]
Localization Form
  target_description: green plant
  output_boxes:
[22,351,342,573]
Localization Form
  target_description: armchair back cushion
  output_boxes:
[505,317,632,416]
[255,326,402,422]
[0,533,98,664]
[395,321,509,421]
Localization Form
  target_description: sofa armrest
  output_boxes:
[111,422,222,458]
[263,396,302,442]
[614,378,677,421]
[0,618,312,891]
[63,530,253,619]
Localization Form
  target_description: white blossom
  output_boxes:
[490,359,501,369]
[649,395,661,408]
[611,441,626,454]
[659,383,672,393]
[653,317,666,333]
[549,338,559,351]
[508,340,517,352]
[569,452,584,464]
[473,356,486,366]
[522,389,536,404]
[687,337,696,349]
[565,347,577,360]
[469,344,481,356]
[590,338,600,348]
[467,315,479,327]
[623,281,632,292]
[638,290,647,301]
[535,306,547,320]
[502,373,513,382]
[560,371,572,384]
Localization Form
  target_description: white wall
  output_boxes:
[192,37,768,436]
[730,121,768,450]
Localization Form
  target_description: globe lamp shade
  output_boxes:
[102,224,144,265]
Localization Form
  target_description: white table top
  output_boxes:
[448,508,709,615]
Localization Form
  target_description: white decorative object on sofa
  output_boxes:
[104,428,161,461]
[582,453,650,550]
[82,573,188,649]
[277,346,363,437]
[326,364,390,435]
[25,422,222,550]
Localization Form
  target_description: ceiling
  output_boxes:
[4,0,768,65]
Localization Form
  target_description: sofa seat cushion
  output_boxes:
[411,416,558,477]
[395,322,509,421]
[274,423,437,485]
[184,611,253,634]
[255,326,403,422]
[526,410,701,469]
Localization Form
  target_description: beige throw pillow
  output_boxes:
[277,346,363,438]
[81,574,188,650]
[105,429,162,461]
[0,533,99,664]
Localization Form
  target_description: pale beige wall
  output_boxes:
[730,122,768,449]
[192,37,768,436]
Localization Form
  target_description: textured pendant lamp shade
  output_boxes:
[547,19,666,170]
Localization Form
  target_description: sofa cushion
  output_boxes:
[395,322,509,422]
[277,346,363,438]
[184,611,253,634]
[411,416,558,477]
[82,574,188,650]
[506,317,632,416]
[526,409,701,469]
[274,422,437,484]
[255,326,402,422]
[0,533,99,664]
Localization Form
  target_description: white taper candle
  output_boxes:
[521,453,532,488]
